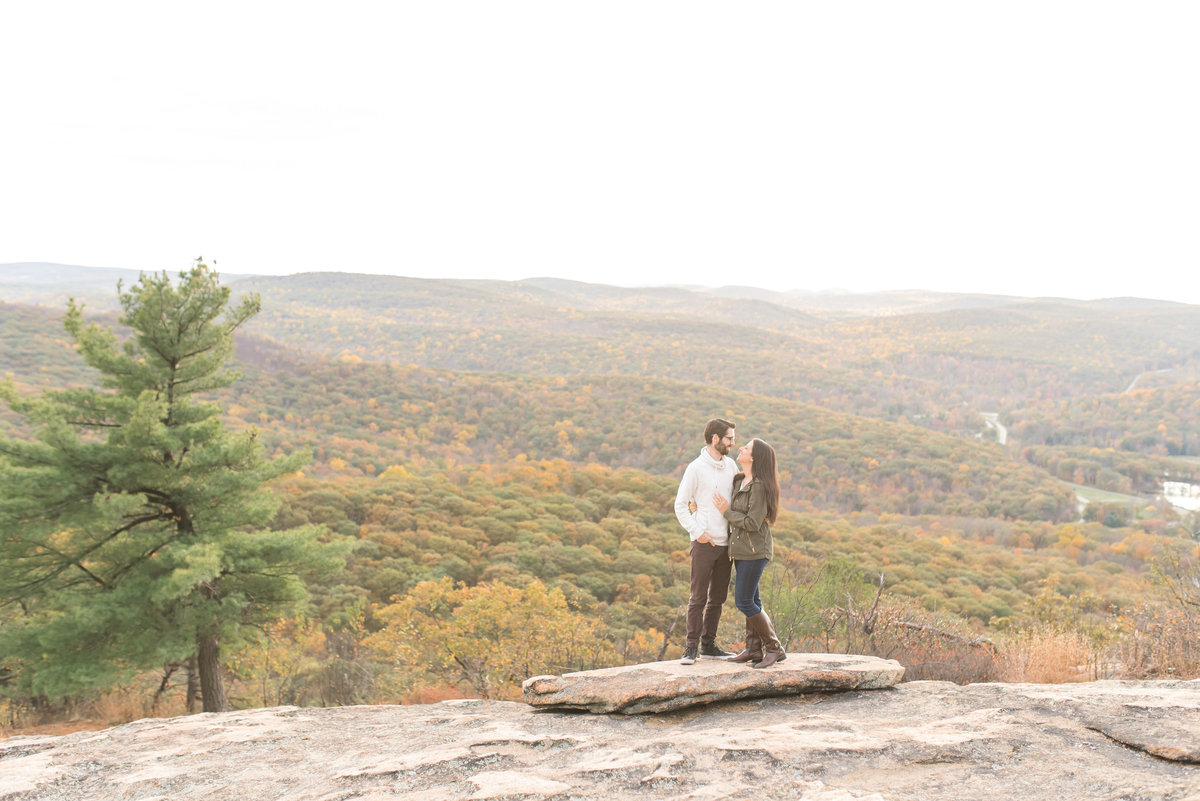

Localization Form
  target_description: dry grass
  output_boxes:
[6,605,1198,736]
[996,626,1100,683]
[1,687,177,740]
[1,717,111,739]
[0,669,200,740]
[400,684,474,705]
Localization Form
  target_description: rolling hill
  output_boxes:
[3,265,1199,716]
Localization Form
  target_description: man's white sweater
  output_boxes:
[674,446,738,545]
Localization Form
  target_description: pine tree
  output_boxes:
[0,262,340,712]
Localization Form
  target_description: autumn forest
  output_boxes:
[2,264,1199,728]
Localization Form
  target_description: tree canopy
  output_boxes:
[0,263,340,711]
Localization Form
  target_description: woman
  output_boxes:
[712,437,785,668]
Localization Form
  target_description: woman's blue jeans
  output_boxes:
[734,558,769,617]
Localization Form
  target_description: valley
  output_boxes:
[2,264,1199,720]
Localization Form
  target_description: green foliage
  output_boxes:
[759,556,877,648]
[0,264,343,711]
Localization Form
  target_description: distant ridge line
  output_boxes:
[0,263,1190,313]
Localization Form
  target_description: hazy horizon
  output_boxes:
[4,3,1198,304]
[3,260,1193,307]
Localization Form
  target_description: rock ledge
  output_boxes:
[523,652,905,713]
[3,679,1200,800]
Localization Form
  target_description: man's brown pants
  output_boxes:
[686,541,732,648]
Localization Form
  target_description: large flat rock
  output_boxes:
[523,652,905,713]
[4,680,1200,800]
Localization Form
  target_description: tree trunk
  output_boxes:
[185,656,200,714]
[151,662,178,712]
[197,633,229,713]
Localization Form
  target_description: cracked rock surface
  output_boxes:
[2,679,1199,800]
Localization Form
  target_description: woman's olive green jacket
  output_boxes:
[723,473,772,562]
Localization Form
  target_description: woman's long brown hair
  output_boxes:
[751,438,779,524]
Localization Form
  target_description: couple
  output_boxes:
[674,418,785,669]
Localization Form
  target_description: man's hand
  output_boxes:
[689,501,714,545]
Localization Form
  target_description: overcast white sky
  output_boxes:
[3,2,1198,302]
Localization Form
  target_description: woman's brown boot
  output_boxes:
[728,622,762,664]
[747,612,787,669]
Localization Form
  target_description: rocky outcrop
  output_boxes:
[3,679,1200,800]
[523,653,905,713]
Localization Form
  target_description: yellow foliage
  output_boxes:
[623,629,665,664]
[365,578,617,699]
[227,618,328,707]
[379,464,412,480]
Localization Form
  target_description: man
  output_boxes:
[673,418,737,664]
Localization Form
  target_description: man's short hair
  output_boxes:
[704,418,735,445]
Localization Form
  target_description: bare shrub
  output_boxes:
[759,556,878,651]
[1119,542,1200,680]
[762,559,1000,683]
[80,684,181,726]
[0,667,193,737]
[1113,603,1200,679]
[0,697,37,735]
[849,598,1000,684]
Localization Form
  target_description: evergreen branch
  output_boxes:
[145,339,173,365]
[8,541,113,592]
[0,443,58,465]
[63,512,174,569]
[105,537,177,583]
[170,371,234,387]
[132,487,174,504]
[4,508,172,595]
[177,342,222,361]
[38,481,114,517]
